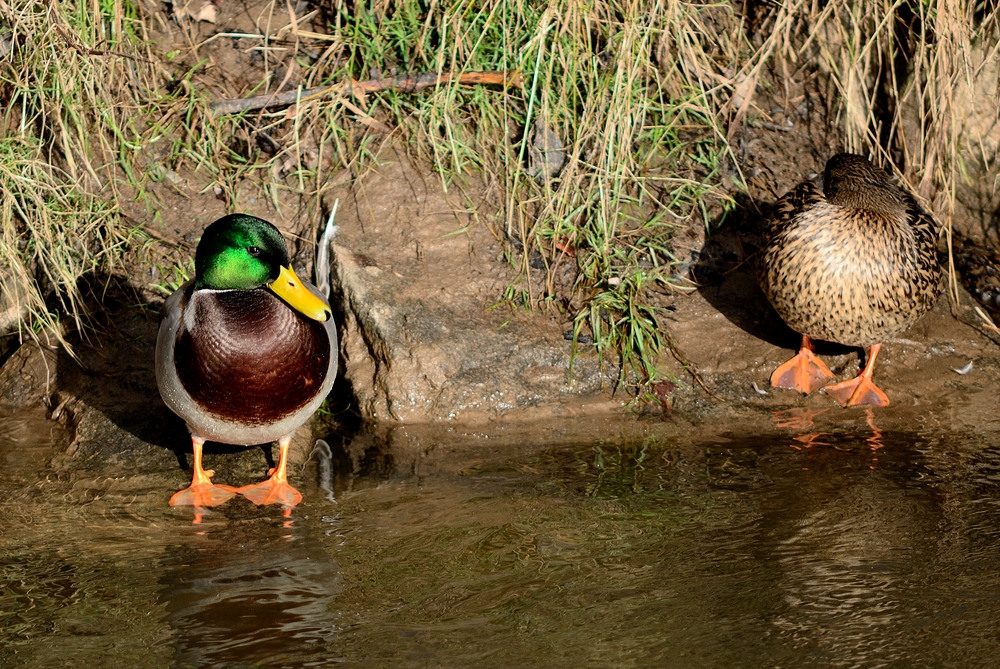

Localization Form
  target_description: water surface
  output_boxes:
[2,405,1000,667]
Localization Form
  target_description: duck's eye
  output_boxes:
[247,246,262,257]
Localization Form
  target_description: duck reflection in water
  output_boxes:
[160,516,344,667]
[772,407,884,459]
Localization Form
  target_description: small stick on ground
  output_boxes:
[667,340,723,401]
[210,70,523,116]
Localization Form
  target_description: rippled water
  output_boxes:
[3,405,1000,667]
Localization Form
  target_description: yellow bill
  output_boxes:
[269,265,332,322]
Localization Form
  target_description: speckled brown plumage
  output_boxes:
[758,153,943,405]
[174,287,331,425]
[760,154,942,346]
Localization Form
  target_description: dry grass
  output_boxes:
[0,0,159,352]
[0,138,132,342]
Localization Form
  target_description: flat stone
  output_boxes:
[325,149,615,423]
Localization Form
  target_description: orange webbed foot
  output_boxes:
[238,477,303,507]
[237,436,303,507]
[170,436,239,507]
[169,479,240,507]
[825,375,890,407]
[825,343,890,407]
[771,336,835,394]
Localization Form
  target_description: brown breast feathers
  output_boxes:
[175,288,331,425]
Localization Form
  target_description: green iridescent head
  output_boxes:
[194,214,289,290]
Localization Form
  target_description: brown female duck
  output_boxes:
[758,153,942,406]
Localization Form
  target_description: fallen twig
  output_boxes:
[210,70,523,117]
[667,339,723,402]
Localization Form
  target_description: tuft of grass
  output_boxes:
[0,0,158,352]
[272,0,740,387]
[0,136,133,346]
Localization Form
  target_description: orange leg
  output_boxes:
[770,334,836,394]
[169,436,239,507]
[238,436,304,507]
[825,343,890,407]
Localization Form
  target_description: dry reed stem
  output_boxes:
[210,70,523,116]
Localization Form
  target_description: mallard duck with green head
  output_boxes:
[156,214,337,507]
[758,153,942,406]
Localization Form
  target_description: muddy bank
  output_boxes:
[321,148,615,423]
[2,181,1000,488]
[3,142,1000,481]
